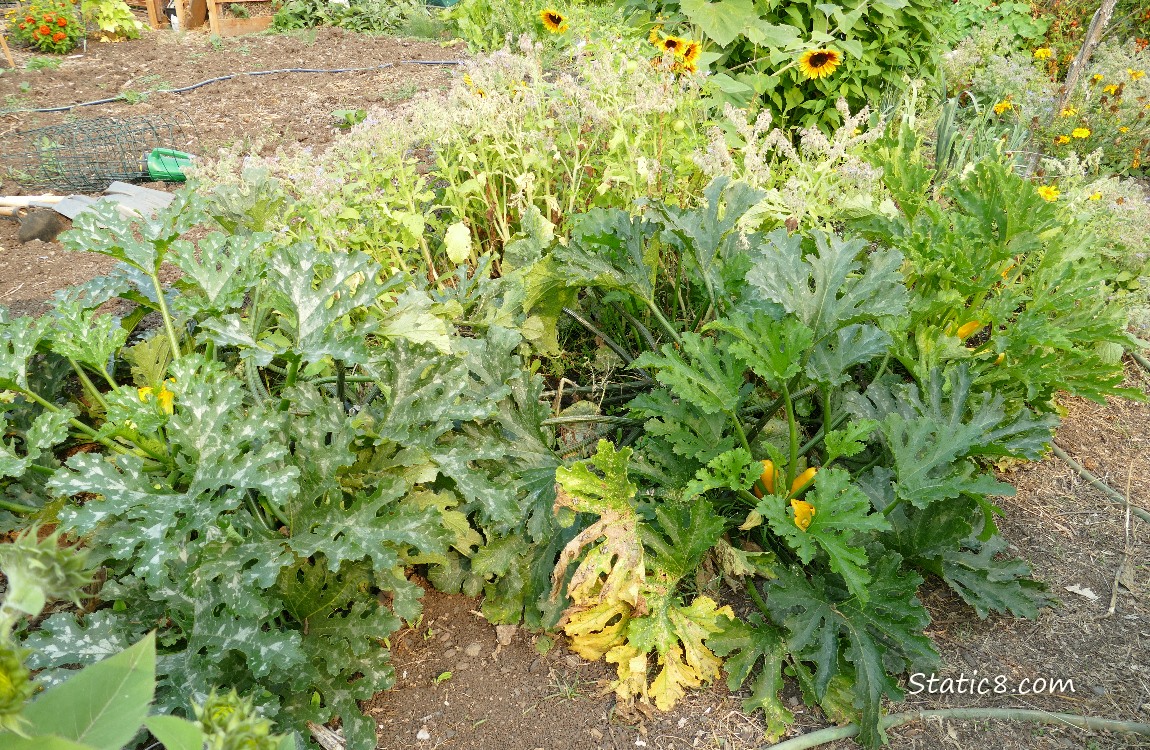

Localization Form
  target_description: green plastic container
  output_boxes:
[145,148,194,182]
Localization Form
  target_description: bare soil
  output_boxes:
[2,20,1149,750]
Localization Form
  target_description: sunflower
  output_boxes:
[539,9,568,34]
[647,24,662,45]
[1103,84,1120,95]
[660,35,687,56]
[1054,135,1071,145]
[681,40,701,65]
[1036,185,1060,202]
[798,48,842,80]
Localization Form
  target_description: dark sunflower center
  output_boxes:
[808,52,834,68]
[665,39,681,49]
[546,12,562,24]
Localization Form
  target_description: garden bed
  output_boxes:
[0,10,1148,750]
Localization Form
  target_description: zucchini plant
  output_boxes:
[533,177,1070,747]
[0,195,563,750]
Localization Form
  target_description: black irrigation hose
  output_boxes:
[1051,442,1150,526]
[9,60,463,114]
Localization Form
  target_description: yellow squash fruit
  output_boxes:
[789,467,817,497]
[955,321,982,340]
[752,459,780,499]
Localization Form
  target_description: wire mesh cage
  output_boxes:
[0,115,191,193]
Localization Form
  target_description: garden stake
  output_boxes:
[762,707,1150,749]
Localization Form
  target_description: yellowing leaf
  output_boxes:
[444,221,472,265]
[649,645,698,710]
[562,598,632,661]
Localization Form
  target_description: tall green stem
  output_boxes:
[782,383,799,487]
[151,273,182,358]
[730,413,753,455]
[643,298,683,347]
[68,358,109,413]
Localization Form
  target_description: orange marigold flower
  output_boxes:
[37,24,51,35]
[57,17,67,26]
[52,31,65,41]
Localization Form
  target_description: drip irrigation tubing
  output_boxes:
[762,708,1150,749]
[1050,442,1150,526]
[9,60,464,114]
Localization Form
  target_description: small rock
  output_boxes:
[416,727,431,741]
[465,642,483,658]
[787,696,800,706]
[496,623,517,646]
[438,631,453,643]
[455,660,471,671]
[1091,685,1108,696]
[528,657,545,674]
[590,728,603,740]
[443,648,458,659]
[565,654,582,667]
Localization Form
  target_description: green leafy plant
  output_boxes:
[81,0,143,40]
[24,55,62,70]
[2,195,563,750]
[855,123,1138,409]
[8,0,84,54]
[332,107,367,129]
[533,177,1063,746]
[942,0,1050,46]
[625,0,943,130]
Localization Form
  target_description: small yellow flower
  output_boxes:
[1129,69,1145,80]
[647,24,662,45]
[539,8,568,34]
[1037,185,1060,202]
[956,321,982,340]
[1103,84,1120,95]
[1071,127,1091,138]
[1059,107,1077,117]
[1054,135,1071,145]
[791,499,816,531]
[1091,73,1104,84]
[1119,126,1129,133]
[798,47,843,80]
[1033,47,1053,60]
[993,98,1014,115]
[1088,192,1102,200]
[138,379,176,415]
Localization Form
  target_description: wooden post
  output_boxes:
[0,34,15,68]
[144,0,165,28]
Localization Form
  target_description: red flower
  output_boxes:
[58,17,68,26]
[19,22,27,29]
[26,15,35,23]
[52,31,66,42]
[38,24,51,35]
[44,13,54,21]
